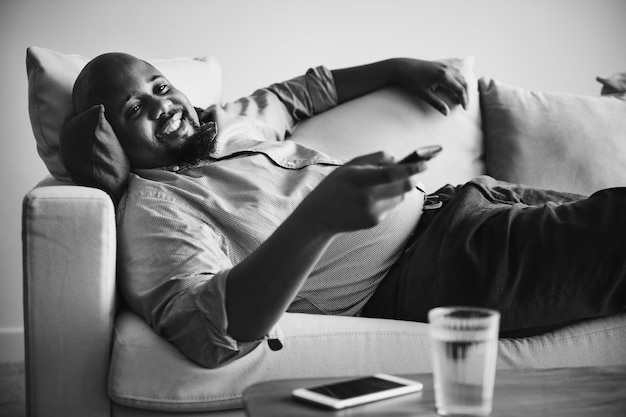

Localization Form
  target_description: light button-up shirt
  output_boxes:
[117,67,423,368]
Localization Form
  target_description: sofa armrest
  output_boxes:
[22,179,117,417]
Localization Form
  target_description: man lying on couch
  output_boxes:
[60,52,626,368]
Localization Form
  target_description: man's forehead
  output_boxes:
[91,56,164,99]
[94,55,160,84]
[73,52,165,113]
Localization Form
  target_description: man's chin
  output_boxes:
[166,120,217,166]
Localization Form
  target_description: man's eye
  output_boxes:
[128,104,141,116]
[156,84,169,94]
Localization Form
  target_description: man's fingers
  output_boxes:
[430,66,469,110]
[422,89,451,116]
[346,151,395,166]
[372,178,417,200]
[450,68,470,107]
[446,75,470,109]
[354,162,425,186]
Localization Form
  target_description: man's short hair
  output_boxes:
[72,52,144,114]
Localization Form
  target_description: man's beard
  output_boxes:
[165,119,218,166]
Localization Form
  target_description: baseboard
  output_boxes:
[0,328,25,363]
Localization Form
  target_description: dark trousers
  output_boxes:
[362,176,626,336]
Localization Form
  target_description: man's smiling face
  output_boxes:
[74,53,202,168]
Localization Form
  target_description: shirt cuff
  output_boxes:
[305,65,339,114]
[201,269,284,352]
[157,269,284,368]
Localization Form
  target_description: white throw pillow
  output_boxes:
[480,77,626,196]
[26,46,223,181]
[291,57,484,192]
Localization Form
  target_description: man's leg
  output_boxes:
[363,176,626,335]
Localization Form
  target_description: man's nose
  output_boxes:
[147,97,173,119]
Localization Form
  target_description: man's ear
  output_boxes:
[60,104,131,204]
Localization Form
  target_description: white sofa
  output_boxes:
[23,47,626,416]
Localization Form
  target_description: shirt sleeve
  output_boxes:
[221,66,338,140]
[116,190,281,368]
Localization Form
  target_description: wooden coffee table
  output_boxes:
[243,366,626,416]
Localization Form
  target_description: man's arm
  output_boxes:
[225,152,426,342]
[224,58,466,343]
[222,66,338,140]
[331,58,469,115]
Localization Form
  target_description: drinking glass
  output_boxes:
[429,306,500,416]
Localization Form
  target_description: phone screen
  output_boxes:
[306,377,405,399]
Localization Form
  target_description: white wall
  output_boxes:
[1,0,625,362]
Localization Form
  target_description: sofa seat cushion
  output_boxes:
[109,309,626,413]
[109,309,433,412]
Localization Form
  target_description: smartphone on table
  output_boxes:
[398,145,443,164]
[291,373,423,410]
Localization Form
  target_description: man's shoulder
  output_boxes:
[121,171,181,203]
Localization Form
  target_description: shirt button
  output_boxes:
[285,161,295,168]
[172,165,180,172]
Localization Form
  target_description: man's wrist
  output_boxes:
[386,58,413,88]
